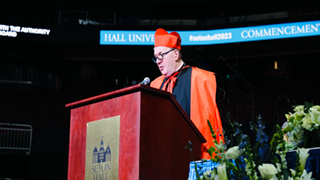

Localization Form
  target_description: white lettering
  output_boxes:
[263,29,271,36]
[111,34,117,41]
[314,24,320,32]
[277,27,284,35]
[291,26,297,34]
[254,29,262,37]
[129,34,154,42]
[0,24,50,37]
[135,34,142,42]
[241,30,247,38]
[0,24,9,31]
[247,30,255,38]
[284,26,291,34]
[305,24,311,33]
[10,26,20,32]
[20,27,50,35]
[311,24,318,32]
[188,33,232,41]
[10,25,21,32]
[239,23,320,39]
[106,34,126,42]
[119,34,126,42]
[128,34,134,42]
[0,30,17,37]
[20,27,27,33]
[144,34,153,42]
[104,34,111,41]
[271,28,277,35]
[296,26,305,33]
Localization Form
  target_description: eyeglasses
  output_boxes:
[152,49,175,63]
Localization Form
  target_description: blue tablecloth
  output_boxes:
[286,147,320,179]
[188,160,219,180]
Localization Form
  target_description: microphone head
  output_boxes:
[144,77,150,83]
[141,77,150,85]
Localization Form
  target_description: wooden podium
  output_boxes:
[66,84,205,180]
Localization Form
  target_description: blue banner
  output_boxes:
[100,20,320,45]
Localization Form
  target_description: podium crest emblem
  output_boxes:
[85,116,120,180]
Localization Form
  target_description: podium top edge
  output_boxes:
[65,84,168,108]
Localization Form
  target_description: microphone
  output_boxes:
[140,77,150,85]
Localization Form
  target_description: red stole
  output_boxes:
[161,65,189,93]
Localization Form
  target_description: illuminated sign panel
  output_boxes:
[100,30,154,45]
[100,20,320,45]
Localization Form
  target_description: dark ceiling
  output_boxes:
[1,1,320,66]
[1,0,320,23]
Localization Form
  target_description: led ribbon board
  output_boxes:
[100,20,320,45]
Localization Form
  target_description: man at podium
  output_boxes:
[150,28,224,159]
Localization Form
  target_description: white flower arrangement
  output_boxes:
[225,146,241,159]
[282,103,320,150]
[258,163,277,180]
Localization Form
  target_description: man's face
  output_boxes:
[154,46,177,77]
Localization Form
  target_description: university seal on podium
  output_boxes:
[85,115,120,180]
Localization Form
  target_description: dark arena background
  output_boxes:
[1,1,320,179]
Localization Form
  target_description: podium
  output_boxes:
[66,84,206,180]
